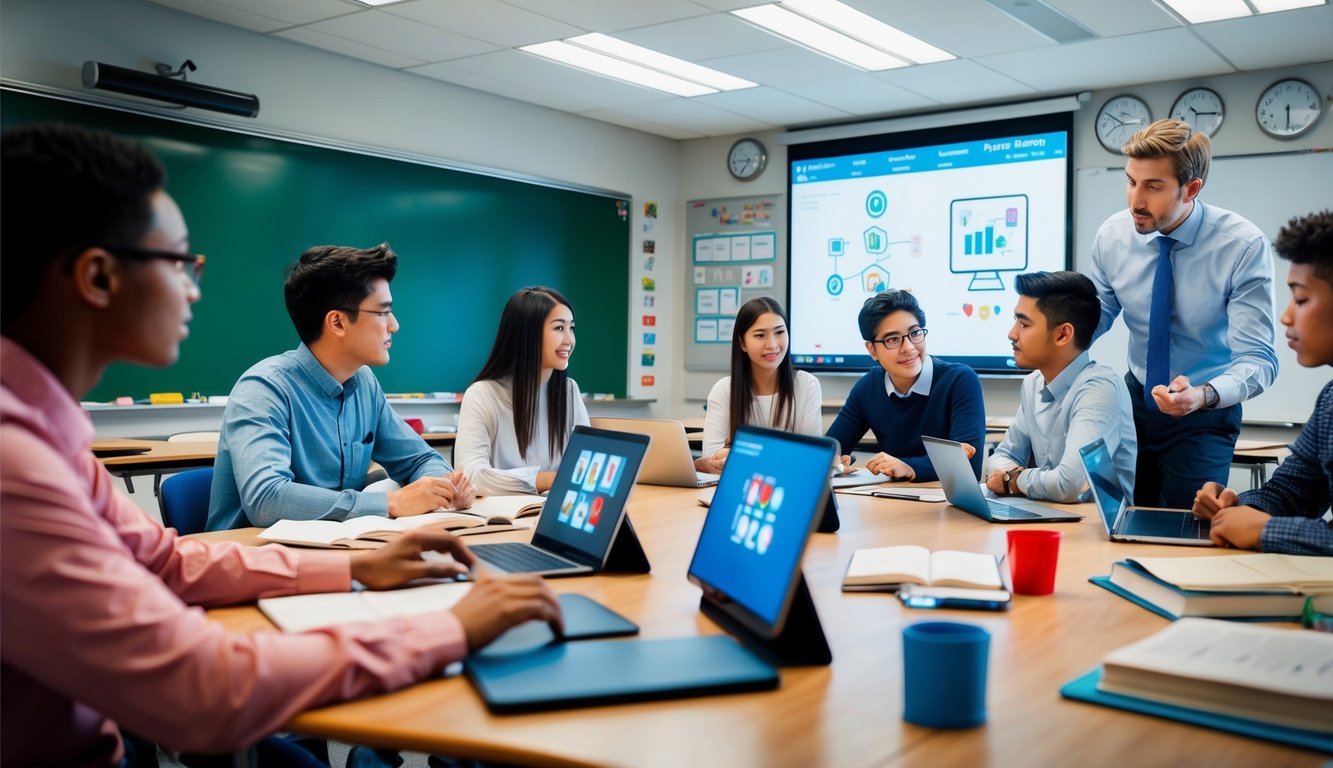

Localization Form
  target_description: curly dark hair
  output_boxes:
[1274,210,1333,282]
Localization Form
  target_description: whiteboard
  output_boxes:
[1074,151,1333,425]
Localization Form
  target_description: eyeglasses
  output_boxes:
[869,327,928,350]
[338,307,395,319]
[107,246,206,285]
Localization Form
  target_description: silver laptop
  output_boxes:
[1078,437,1214,546]
[470,426,652,577]
[922,436,1082,523]
[590,417,719,488]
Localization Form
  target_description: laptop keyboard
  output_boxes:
[986,500,1041,520]
[471,542,577,573]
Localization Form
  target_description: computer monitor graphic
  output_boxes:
[949,194,1029,291]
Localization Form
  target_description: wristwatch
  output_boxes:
[1202,383,1220,410]
[1003,467,1024,495]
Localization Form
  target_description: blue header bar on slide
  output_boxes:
[791,131,1067,183]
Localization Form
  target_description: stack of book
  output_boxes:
[1091,553,1333,621]
[1061,618,1333,751]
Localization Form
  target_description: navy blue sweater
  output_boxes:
[825,357,986,481]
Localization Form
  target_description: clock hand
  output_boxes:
[1285,104,1291,128]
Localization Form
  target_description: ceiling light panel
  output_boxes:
[569,33,757,90]
[780,0,955,63]
[1248,0,1326,12]
[1158,0,1252,23]
[519,41,717,96]
[732,4,909,70]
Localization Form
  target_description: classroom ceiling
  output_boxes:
[140,0,1333,140]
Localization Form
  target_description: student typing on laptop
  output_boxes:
[1191,211,1333,555]
[456,287,590,495]
[986,271,1138,502]
[825,290,985,481]
[697,297,822,474]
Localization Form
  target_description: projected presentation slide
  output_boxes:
[788,123,1069,373]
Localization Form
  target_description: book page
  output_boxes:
[1130,554,1333,592]
[360,582,473,618]
[392,511,487,530]
[1103,618,1333,699]
[844,545,931,587]
[258,592,382,633]
[465,494,548,521]
[929,550,1002,589]
[256,519,377,547]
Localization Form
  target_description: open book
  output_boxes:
[1096,618,1333,735]
[257,494,546,549]
[1124,553,1333,593]
[842,545,1003,592]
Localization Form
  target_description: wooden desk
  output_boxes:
[1233,440,1291,489]
[204,485,1320,767]
[98,440,218,493]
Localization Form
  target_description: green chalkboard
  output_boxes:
[1,89,630,401]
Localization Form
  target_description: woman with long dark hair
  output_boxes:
[696,296,822,473]
[456,287,589,494]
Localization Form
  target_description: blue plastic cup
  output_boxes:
[902,621,990,728]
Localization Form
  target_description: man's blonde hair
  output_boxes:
[1122,118,1210,189]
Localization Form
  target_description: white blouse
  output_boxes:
[455,377,590,495]
[702,370,823,457]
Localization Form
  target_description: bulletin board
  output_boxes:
[683,194,785,370]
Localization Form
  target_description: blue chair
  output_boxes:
[159,467,214,535]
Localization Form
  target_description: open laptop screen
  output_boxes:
[1079,437,1125,533]
[687,427,836,637]
[532,426,649,564]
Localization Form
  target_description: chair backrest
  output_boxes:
[167,431,221,445]
[159,467,214,535]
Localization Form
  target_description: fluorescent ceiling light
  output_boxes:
[1249,0,1326,12]
[1157,0,1251,22]
[520,41,717,97]
[780,0,955,63]
[357,0,410,6]
[733,4,909,70]
[569,33,756,91]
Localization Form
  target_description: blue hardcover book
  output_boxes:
[1061,668,1333,754]
[1090,560,1307,621]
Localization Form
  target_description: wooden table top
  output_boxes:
[97,440,218,467]
[203,484,1321,767]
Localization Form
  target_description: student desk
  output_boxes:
[198,486,1320,767]
[96,439,218,493]
[1232,440,1292,489]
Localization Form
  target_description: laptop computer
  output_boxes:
[589,417,719,487]
[469,426,652,577]
[1078,437,1214,546]
[922,436,1082,523]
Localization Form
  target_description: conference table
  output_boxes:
[197,484,1323,767]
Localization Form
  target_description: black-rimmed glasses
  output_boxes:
[869,327,928,350]
[107,246,206,285]
[337,307,395,319]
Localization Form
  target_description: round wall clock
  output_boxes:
[727,137,767,181]
[1255,78,1322,139]
[1095,95,1152,152]
[1170,87,1225,137]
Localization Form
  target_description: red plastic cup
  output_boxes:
[404,417,425,434]
[1006,529,1061,596]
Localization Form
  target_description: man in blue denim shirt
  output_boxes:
[1192,211,1333,555]
[208,243,472,530]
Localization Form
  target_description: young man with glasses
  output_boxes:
[985,271,1137,502]
[825,289,985,481]
[207,243,474,530]
[0,123,561,766]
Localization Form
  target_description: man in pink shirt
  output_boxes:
[0,124,563,766]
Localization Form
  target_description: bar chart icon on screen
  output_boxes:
[949,194,1029,291]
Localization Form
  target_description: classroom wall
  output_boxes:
[678,60,1333,437]
[0,0,684,415]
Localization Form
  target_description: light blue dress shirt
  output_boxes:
[207,344,451,530]
[1088,201,1278,408]
[990,352,1138,503]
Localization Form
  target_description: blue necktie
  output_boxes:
[1144,235,1176,409]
